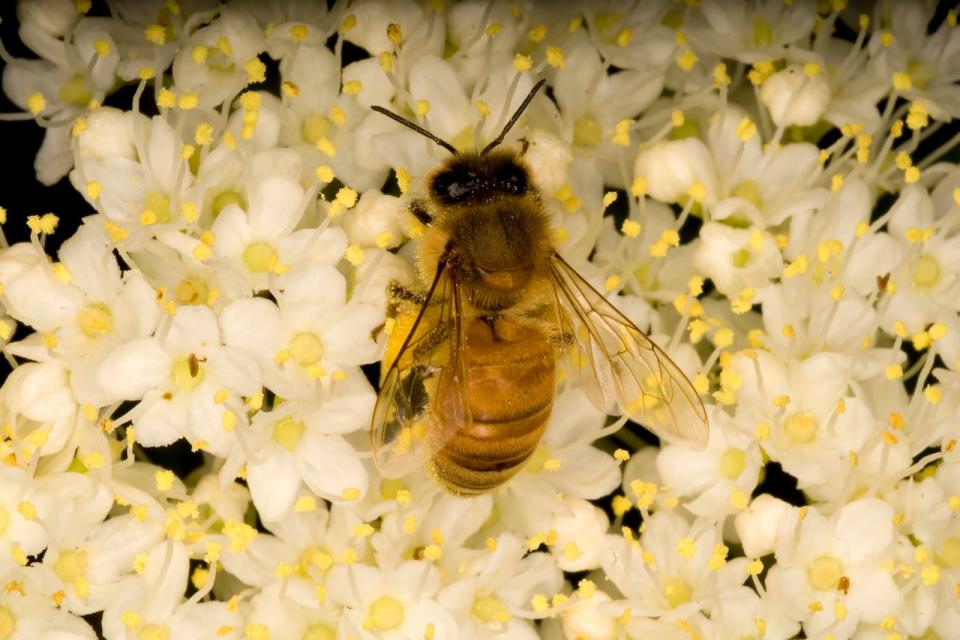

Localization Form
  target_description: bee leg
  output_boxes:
[387,280,426,308]
[410,200,432,225]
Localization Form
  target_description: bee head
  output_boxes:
[429,152,529,205]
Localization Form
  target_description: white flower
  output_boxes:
[488,389,619,539]
[232,374,374,519]
[2,224,161,406]
[760,65,832,128]
[211,174,347,292]
[2,13,121,184]
[97,305,260,455]
[327,560,457,639]
[684,0,817,63]
[171,6,265,109]
[71,112,194,245]
[0,565,97,640]
[656,406,763,519]
[100,540,242,640]
[0,361,77,459]
[734,493,800,559]
[692,223,783,297]
[765,498,902,637]
[602,509,750,620]
[220,264,381,399]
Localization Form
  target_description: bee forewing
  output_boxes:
[549,254,709,450]
[371,265,472,476]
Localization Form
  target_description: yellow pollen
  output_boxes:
[144,24,167,45]
[545,46,564,68]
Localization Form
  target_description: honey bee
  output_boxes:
[370,80,708,495]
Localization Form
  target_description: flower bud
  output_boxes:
[551,500,609,572]
[342,190,405,249]
[522,129,573,194]
[76,108,137,162]
[760,65,830,127]
[353,250,415,309]
[562,591,617,640]
[633,138,714,204]
[734,493,798,558]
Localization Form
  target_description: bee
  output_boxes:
[370,80,708,495]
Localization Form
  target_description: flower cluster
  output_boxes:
[0,0,958,638]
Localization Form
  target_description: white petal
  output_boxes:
[220,297,283,362]
[163,305,220,356]
[97,338,169,400]
[298,433,368,501]
[211,204,251,258]
[247,448,300,522]
[134,396,186,448]
[833,498,894,563]
[248,175,305,239]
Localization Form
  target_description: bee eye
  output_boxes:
[495,164,527,193]
[431,170,474,201]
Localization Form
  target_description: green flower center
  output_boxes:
[243,242,277,273]
[753,15,773,46]
[718,448,746,480]
[912,255,941,288]
[58,74,93,107]
[0,606,14,640]
[301,115,332,145]
[273,416,305,452]
[144,191,171,224]
[733,179,762,207]
[172,355,205,391]
[54,549,88,584]
[175,277,209,305]
[784,412,817,444]
[289,332,324,366]
[77,303,114,337]
[939,536,960,568]
[301,623,336,640]
[573,114,602,147]
[471,595,510,623]
[212,190,246,217]
[662,576,692,608]
[807,554,843,590]
[367,596,404,631]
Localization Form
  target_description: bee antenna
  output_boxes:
[481,78,546,155]
[370,106,458,155]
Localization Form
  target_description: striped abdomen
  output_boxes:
[431,318,555,495]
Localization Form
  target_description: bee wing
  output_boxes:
[371,262,471,477]
[549,253,709,449]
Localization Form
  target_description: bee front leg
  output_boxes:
[410,199,432,226]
